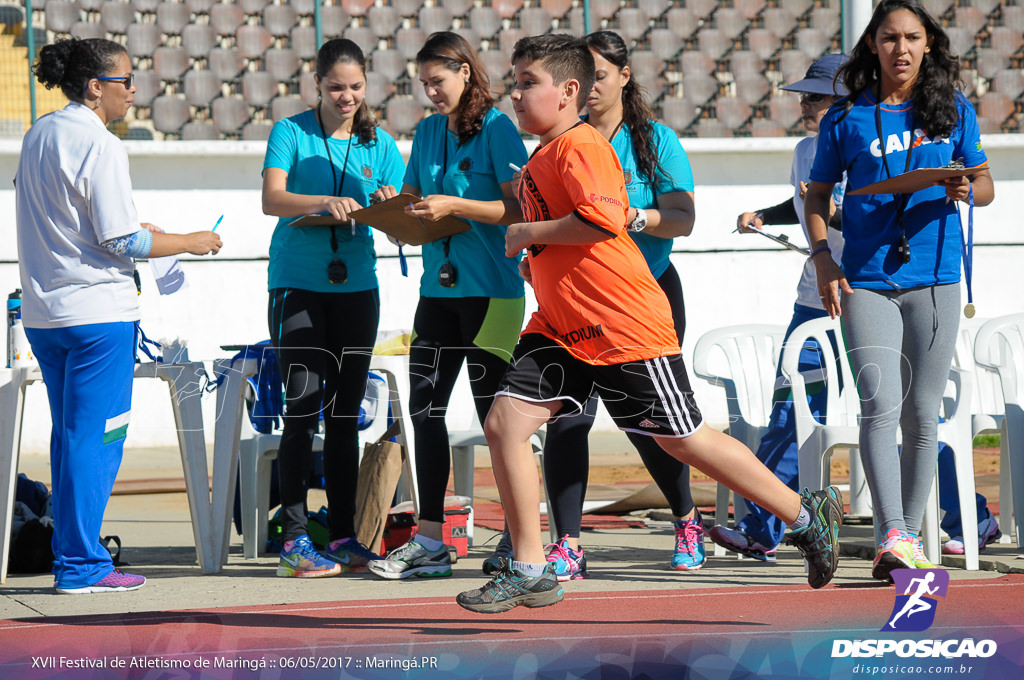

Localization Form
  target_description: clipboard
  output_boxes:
[848,164,984,195]
[735,225,811,255]
[288,193,471,246]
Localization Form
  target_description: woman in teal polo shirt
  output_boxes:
[368,32,528,580]
[262,38,404,578]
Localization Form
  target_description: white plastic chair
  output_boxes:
[787,316,980,569]
[237,368,412,558]
[692,324,787,556]
[974,313,1024,547]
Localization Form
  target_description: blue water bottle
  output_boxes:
[7,289,21,369]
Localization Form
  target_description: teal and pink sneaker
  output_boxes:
[276,534,341,578]
[672,510,708,571]
[545,535,588,582]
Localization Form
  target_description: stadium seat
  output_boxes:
[210,3,244,36]
[735,0,766,20]
[131,69,162,107]
[810,7,840,37]
[795,27,830,60]
[342,25,377,51]
[368,6,401,39]
[498,28,525,54]
[697,28,730,61]
[239,0,269,16]
[660,96,701,132]
[921,0,952,17]
[440,0,473,18]
[714,8,749,40]
[151,95,192,134]
[184,69,223,107]
[729,50,764,79]
[263,4,298,38]
[1004,7,1024,33]
[468,7,501,38]
[44,1,77,33]
[665,8,697,38]
[265,47,300,82]
[989,27,1024,59]
[492,0,523,20]
[181,121,220,140]
[494,96,517,128]
[364,71,394,108]
[99,0,135,33]
[72,22,106,40]
[649,28,679,61]
[126,23,161,61]
[242,121,273,140]
[236,25,273,60]
[561,7,585,34]
[954,6,988,37]
[213,96,250,133]
[479,50,512,84]
[153,46,190,81]
[746,27,780,60]
[186,0,215,13]
[695,117,732,138]
[290,25,318,60]
[637,0,669,21]
[342,0,374,18]
[681,72,718,103]
[270,94,308,122]
[156,2,190,35]
[768,93,801,129]
[680,51,714,77]
[762,7,795,40]
[991,69,1024,100]
[944,28,975,60]
[79,0,106,12]
[978,91,1014,128]
[750,119,786,137]
[208,46,246,81]
[124,126,154,140]
[974,48,1008,81]
[972,0,1000,14]
[392,0,422,18]
[419,6,453,34]
[291,0,316,16]
[779,50,811,85]
[384,97,424,137]
[412,78,433,107]
[454,27,480,52]
[781,0,812,16]
[299,71,318,107]
[395,27,427,60]
[320,5,350,38]
[519,7,553,36]
[183,24,217,59]
[242,71,279,108]
[628,51,664,92]
[733,72,770,106]
[371,49,408,82]
[713,97,751,130]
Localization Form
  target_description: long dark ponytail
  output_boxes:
[585,31,668,188]
[316,38,378,144]
[35,37,126,104]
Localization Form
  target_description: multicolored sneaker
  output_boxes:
[482,531,514,575]
[456,558,564,614]
[276,534,342,578]
[672,511,708,570]
[943,514,1002,555]
[56,569,147,594]
[545,535,588,581]
[784,486,843,589]
[367,539,452,580]
[872,528,915,583]
[907,534,936,569]
[324,537,382,573]
[708,525,778,562]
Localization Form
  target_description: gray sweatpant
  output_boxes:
[841,283,960,537]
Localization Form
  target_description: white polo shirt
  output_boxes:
[16,102,141,328]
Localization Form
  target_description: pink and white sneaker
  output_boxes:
[57,569,146,594]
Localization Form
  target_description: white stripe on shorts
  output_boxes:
[644,356,694,435]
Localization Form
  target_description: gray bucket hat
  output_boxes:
[781,53,850,96]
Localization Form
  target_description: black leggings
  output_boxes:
[543,263,693,538]
[269,287,379,543]
[409,296,520,523]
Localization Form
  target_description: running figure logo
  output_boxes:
[882,569,950,632]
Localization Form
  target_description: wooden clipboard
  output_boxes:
[288,193,471,246]
[848,164,984,195]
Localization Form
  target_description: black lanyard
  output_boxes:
[440,129,453,258]
[874,94,915,250]
[317,105,354,254]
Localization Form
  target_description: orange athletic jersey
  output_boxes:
[518,123,680,365]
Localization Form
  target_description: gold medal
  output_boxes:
[964,303,976,318]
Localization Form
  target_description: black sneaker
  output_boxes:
[456,558,564,614]
[482,531,513,575]
[784,486,843,589]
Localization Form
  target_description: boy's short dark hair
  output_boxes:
[511,34,595,112]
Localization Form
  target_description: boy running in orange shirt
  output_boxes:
[455,35,843,614]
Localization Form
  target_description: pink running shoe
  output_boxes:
[545,535,588,582]
[57,569,146,594]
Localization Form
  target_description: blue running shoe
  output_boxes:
[276,535,341,578]
[545,535,587,581]
[673,510,708,571]
[325,537,382,573]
